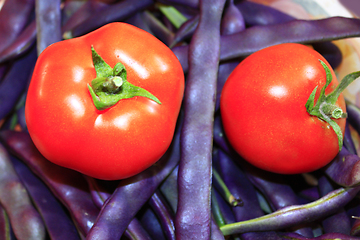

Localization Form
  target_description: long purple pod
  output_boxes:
[0,130,100,237]
[139,208,166,240]
[173,16,360,72]
[220,185,360,236]
[84,176,157,240]
[85,118,181,239]
[0,0,35,53]
[0,143,46,240]
[221,0,245,35]
[0,20,36,64]
[148,190,176,240]
[175,0,225,239]
[64,0,154,38]
[318,175,351,235]
[10,156,80,240]
[61,0,108,34]
[324,147,360,187]
[170,15,199,48]
[142,11,174,46]
[35,0,62,54]
[344,121,357,155]
[236,0,294,26]
[279,232,360,239]
[0,48,37,120]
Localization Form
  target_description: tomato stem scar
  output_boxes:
[87,46,161,111]
[305,60,360,151]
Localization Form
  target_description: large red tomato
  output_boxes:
[220,43,346,174]
[25,22,184,180]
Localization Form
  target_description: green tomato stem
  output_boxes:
[88,46,161,111]
[305,60,360,151]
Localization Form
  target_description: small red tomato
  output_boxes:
[220,43,347,174]
[25,23,184,180]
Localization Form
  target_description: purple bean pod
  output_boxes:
[0,0,35,53]
[318,175,351,235]
[35,0,62,54]
[85,117,181,239]
[279,232,360,239]
[125,12,153,35]
[174,16,360,72]
[61,0,109,34]
[235,0,294,26]
[140,208,167,240]
[10,156,80,240]
[175,0,225,239]
[142,11,174,46]
[347,101,360,135]
[125,218,153,240]
[0,20,36,64]
[0,143,46,240]
[324,147,360,187]
[0,47,36,120]
[156,0,199,9]
[170,15,199,48]
[221,0,245,35]
[148,190,176,240]
[312,41,343,70]
[64,0,154,38]
[344,121,358,155]
[0,130,100,237]
[220,185,360,236]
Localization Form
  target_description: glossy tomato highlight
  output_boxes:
[25,23,184,180]
[220,43,346,174]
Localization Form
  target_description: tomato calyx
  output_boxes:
[87,46,161,111]
[305,60,360,151]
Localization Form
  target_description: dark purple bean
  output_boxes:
[170,15,199,47]
[139,208,166,240]
[61,0,108,34]
[0,143,46,240]
[125,218,153,240]
[221,0,245,35]
[171,45,188,73]
[159,165,179,212]
[174,17,360,72]
[85,118,181,239]
[312,42,343,70]
[298,187,320,202]
[318,175,351,235]
[347,102,360,135]
[220,186,360,236]
[175,0,225,239]
[64,0,154,38]
[236,0,294,26]
[344,121,357,155]
[0,0,35,53]
[148,190,175,240]
[0,130,100,237]
[125,12,153,35]
[142,11,174,46]
[35,0,62,54]
[156,0,199,9]
[10,156,80,240]
[0,20,36,64]
[0,47,36,120]
[324,147,360,187]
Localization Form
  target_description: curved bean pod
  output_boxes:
[140,208,166,240]
[0,130,100,237]
[35,0,62,54]
[170,15,199,48]
[64,0,154,38]
[0,0,35,53]
[220,186,360,236]
[221,0,245,35]
[0,48,36,121]
[10,156,80,240]
[175,0,225,239]
[0,143,45,240]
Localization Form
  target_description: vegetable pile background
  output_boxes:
[3,0,360,239]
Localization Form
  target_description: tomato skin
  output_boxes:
[25,23,184,180]
[220,43,346,174]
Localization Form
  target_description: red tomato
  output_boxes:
[25,23,184,180]
[220,43,346,174]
